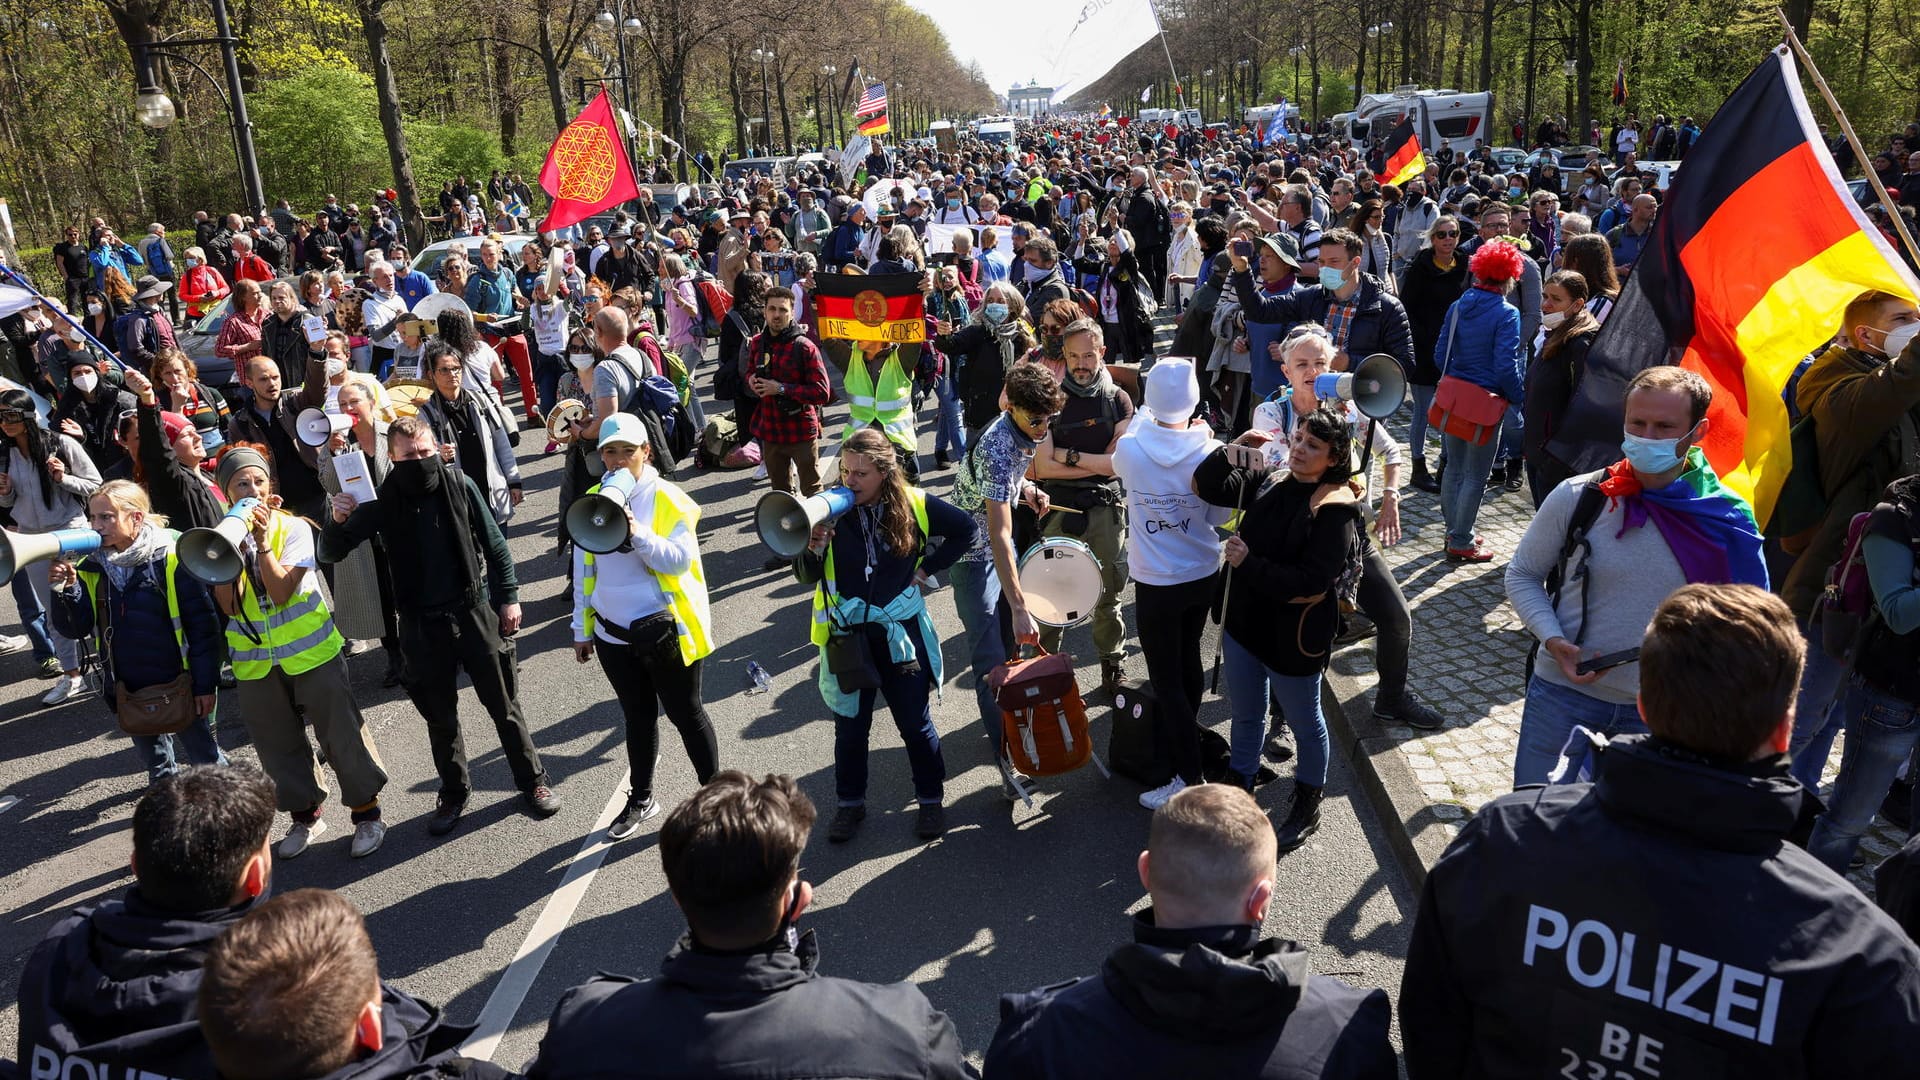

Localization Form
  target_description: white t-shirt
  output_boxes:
[461,342,504,403]
[1616,128,1639,154]
[240,513,321,605]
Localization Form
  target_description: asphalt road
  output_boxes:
[0,357,1415,1072]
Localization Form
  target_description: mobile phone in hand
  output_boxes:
[1232,239,1254,259]
[1575,647,1640,676]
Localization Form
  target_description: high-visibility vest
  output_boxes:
[76,532,189,673]
[842,345,917,457]
[580,476,713,665]
[810,486,930,646]
[225,513,343,680]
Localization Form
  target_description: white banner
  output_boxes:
[839,133,872,186]
[861,178,915,218]
[0,279,34,320]
[1042,0,1163,104]
[922,222,1003,255]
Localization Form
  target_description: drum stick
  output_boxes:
[1046,505,1085,515]
[1209,464,1255,695]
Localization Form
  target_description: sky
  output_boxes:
[904,0,1049,101]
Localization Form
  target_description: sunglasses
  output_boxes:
[0,410,27,423]
[1432,231,1460,238]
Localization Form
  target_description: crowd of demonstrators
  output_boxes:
[9,108,1920,1077]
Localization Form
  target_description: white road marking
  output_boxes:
[460,769,630,1062]
[0,795,17,817]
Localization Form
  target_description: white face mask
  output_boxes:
[86,303,103,316]
[325,358,347,379]
[1876,321,1920,359]
[569,352,595,370]
[1540,309,1568,331]
[71,372,99,394]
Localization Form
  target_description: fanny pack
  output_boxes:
[599,610,678,658]
[117,673,195,736]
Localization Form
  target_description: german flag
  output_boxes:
[859,111,890,136]
[1379,118,1426,188]
[1544,45,1919,527]
[813,272,925,344]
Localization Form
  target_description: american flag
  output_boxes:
[854,82,888,118]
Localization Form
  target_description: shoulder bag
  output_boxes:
[1426,305,1508,446]
[96,571,196,736]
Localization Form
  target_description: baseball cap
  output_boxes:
[597,411,650,449]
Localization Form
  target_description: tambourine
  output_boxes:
[545,399,589,444]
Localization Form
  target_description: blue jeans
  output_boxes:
[1408,383,1436,462]
[831,624,945,806]
[531,347,565,420]
[11,571,56,664]
[1223,634,1329,787]
[130,708,229,782]
[934,370,966,457]
[1513,673,1647,787]
[1788,618,1850,790]
[1494,402,1524,464]
[1439,432,1501,549]
[1807,678,1920,872]
[948,557,1012,762]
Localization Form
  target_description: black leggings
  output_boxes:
[596,633,718,803]
[1137,572,1218,785]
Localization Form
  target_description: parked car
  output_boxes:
[646,183,696,219]
[409,233,537,280]
[1488,146,1528,174]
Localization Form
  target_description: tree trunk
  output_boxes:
[537,11,570,133]
[726,53,748,156]
[491,19,518,158]
[776,63,794,153]
[1574,0,1595,143]
[1478,0,1496,92]
[358,0,426,247]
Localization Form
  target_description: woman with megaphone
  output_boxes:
[1,387,102,705]
[796,428,977,845]
[568,412,717,841]
[206,444,391,860]
[48,480,228,782]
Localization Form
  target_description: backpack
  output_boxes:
[620,372,694,467]
[698,414,755,469]
[987,646,1109,804]
[692,273,733,338]
[1525,482,1608,679]
[1814,511,1877,659]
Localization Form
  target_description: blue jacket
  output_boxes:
[51,542,221,703]
[1239,275,1304,400]
[396,269,437,309]
[986,913,1395,1079]
[826,221,867,268]
[1433,286,1524,402]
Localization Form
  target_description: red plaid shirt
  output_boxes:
[746,326,832,444]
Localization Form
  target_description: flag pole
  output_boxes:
[1145,0,1188,114]
[1775,9,1920,269]
[0,263,121,362]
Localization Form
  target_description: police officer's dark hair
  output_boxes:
[199,888,378,1080]
[660,772,816,945]
[1640,584,1804,761]
[132,764,276,912]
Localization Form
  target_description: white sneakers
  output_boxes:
[1138,776,1188,811]
[350,820,386,858]
[0,633,30,655]
[278,817,328,858]
[41,675,85,706]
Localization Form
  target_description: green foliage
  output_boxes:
[406,122,507,187]
[251,68,387,208]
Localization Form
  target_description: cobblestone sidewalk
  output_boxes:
[1324,429,1902,897]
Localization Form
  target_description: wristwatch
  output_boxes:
[1066,448,1082,467]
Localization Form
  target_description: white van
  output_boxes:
[1348,88,1494,158]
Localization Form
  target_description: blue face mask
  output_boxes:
[984,302,1009,324]
[1318,265,1346,289]
[947,198,962,209]
[1620,422,1699,475]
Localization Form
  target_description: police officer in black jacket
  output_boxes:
[985,782,1395,1079]
[16,764,277,1079]
[1400,584,1920,1079]
[528,772,974,1080]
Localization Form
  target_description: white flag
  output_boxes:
[0,278,35,321]
[838,133,871,185]
[1040,0,1162,104]
[1140,86,1152,103]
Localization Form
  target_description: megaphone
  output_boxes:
[565,470,640,555]
[1313,353,1408,421]
[754,486,856,559]
[0,528,102,584]
[178,498,262,585]
[295,408,353,448]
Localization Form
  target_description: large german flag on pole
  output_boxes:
[813,272,926,344]
[1545,45,1919,527]
[1378,118,1427,188]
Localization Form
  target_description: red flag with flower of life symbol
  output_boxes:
[538,89,641,233]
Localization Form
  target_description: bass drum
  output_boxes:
[385,382,433,419]
[1016,536,1104,628]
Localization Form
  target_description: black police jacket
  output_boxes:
[1401,735,1920,1079]
[527,929,974,1080]
[984,911,1394,1079]
[313,986,514,1080]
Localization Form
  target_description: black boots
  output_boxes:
[1504,457,1525,492]
[1276,783,1324,853]
[1411,457,1440,493]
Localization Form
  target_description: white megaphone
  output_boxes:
[1313,353,1409,421]
[754,486,856,559]
[295,408,353,448]
[0,528,102,584]
[565,469,641,555]
[178,498,263,585]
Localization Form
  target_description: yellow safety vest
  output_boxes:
[76,532,189,671]
[580,475,714,665]
[225,513,344,680]
[842,345,917,456]
[810,486,930,646]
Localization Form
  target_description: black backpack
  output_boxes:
[1525,482,1608,680]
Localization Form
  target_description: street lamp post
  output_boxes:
[133,0,264,217]
[752,46,775,153]
[821,64,839,146]
[592,5,656,190]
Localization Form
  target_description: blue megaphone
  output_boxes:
[754,486,856,559]
[0,527,102,584]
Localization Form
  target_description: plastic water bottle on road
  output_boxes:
[746,660,772,695]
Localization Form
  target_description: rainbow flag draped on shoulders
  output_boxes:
[1595,447,1770,588]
